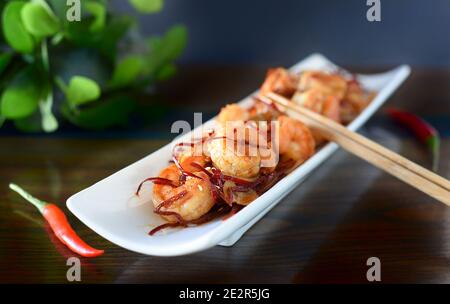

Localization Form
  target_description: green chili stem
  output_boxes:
[427,136,440,173]
[9,183,47,214]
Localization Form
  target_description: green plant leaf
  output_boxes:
[1,66,42,119]
[110,55,144,89]
[144,25,187,76]
[52,49,111,89]
[46,0,67,21]
[61,94,137,130]
[160,25,188,61]
[96,16,135,60]
[2,1,35,53]
[85,1,106,32]
[66,76,101,106]
[65,15,134,61]
[14,111,42,132]
[129,0,163,14]
[156,63,176,81]
[21,1,60,38]
[0,53,13,76]
[147,36,162,50]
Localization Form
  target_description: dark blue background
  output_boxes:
[113,0,450,67]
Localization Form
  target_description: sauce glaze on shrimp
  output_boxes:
[137,66,374,235]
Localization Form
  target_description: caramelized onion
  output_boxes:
[135,177,178,196]
[154,209,186,224]
[172,155,201,181]
[155,190,189,211]
[149,223,182,235]
[150,203,231,235]
[143,129,302,235]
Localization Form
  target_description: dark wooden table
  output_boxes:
[1,66,449,283]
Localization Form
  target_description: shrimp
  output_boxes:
[217,104,249,124]
[260,68,298,98]
[217,99,281,125]
[177,154,210,174]
[211,110,280,177]
[298,71,348,100]
[223,180,258,206]
[152,164,215,223]
[248,99,281,122]
[292,89,341,123]
[277,115,315,163]
[340,81,373,124]
[174,141,211,173]
[213,101,280,178]
[208,135,261,179]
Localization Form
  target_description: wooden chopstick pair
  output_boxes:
[263,92,450,206]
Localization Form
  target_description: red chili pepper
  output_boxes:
[386,107,440,172]
[9,183,104,258]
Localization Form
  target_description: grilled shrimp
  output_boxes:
[215,102,269,150]
[208,136,261,178]
[292,89,341,123]
[175,142,210,173]
[209,112,280,178]
[248,99,281,122]
[278,115,315,163]
[152,164,215,223]
[217,104,249,124]
[298,71,348,100]
[260,67,298,98]
[340,81,373,124]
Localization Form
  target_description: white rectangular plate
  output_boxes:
[67,54,410,256]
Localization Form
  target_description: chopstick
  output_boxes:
[263,92,450,206]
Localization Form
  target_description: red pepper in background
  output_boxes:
[9,183,104,258]
[386,108,440,172]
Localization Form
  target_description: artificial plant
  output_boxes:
[0,0,187,131]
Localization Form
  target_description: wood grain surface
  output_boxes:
[0,66,449,283]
